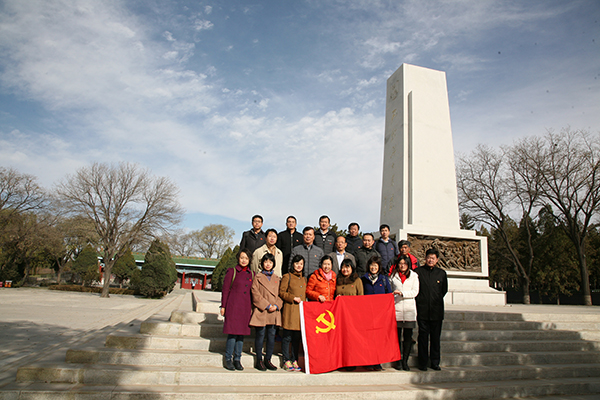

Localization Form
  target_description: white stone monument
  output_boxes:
[381,63,506,306]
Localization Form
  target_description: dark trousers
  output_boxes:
[281,329,301,363]
[255,325,276,362]
[417,319,443,368]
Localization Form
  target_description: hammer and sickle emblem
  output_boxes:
[315,310,336,334]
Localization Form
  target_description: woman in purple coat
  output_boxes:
[220,249,254,371]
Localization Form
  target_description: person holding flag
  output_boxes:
[390,254,420,371]
[335,258,363,297]
[306,255,336,302]
[279,254,307,372]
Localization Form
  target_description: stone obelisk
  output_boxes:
[381,64,505,305]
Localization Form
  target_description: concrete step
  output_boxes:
[442,320,600,331]
[3,376,600,399]
[440,329,586,341]
[105,332,599,355]
[445,310,600,323]
[105,333,282,353]
[62,347,600,368]
[441,340,600,353]
[14,363,600,386]
[140,320,596,344]
[169,310,222,324]
[169,310,600,332]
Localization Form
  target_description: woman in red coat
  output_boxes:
[306,255,336,302]
[220,249,253,371]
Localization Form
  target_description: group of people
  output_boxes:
[220,215,448,373]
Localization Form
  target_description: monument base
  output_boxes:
[397,228,507,306]
[446,277,506,306]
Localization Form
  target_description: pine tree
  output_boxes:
[112,247,137,288]
[132,240,177,298]
[211,245,239,291]
[71,244,100,286]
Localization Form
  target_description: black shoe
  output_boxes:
[255,360,266,371]
[225,360,235,371]
[265,360,278,371]
[431,365,441,371]
[233,360,244,371]
[344,366,356,371]
[393,361,402,371]
[373,364,383,371]
[418,366,427,371]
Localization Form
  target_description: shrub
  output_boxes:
[131,239,177,298]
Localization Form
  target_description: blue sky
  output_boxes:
[1,0,599,241]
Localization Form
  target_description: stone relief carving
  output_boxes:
[407,234,482,272]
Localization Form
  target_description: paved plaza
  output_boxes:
[0,287,187,387]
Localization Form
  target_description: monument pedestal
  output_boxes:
[382,64,505,306]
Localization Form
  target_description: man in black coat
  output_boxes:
[239,215,266,256]
[277,216,304,275]
[354,233,381,276]
[414,248,448,371]
[313,215,336,254]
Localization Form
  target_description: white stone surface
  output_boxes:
[380,64,505,305]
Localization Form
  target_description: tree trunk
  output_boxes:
[574,238,592,306]
[522,278,531,305]
[101,258,115,298]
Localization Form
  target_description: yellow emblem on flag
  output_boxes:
[315,310,336,333]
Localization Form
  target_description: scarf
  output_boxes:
[262,269,273,281]
[399,271,407,283]
[368,273,378,285]
[323,270,333,281]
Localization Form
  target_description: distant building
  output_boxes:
[99,253,220,290]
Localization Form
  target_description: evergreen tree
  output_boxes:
[112,247,138,288]
[132,239,177,298]
[71,244,100,286]
[211,245,239,292]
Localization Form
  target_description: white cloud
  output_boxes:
[0,0,218,116]
[193,19,214,31]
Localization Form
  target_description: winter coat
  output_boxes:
[277,229,304,275]
[239,229,266,256]
[289,244,324,277]
[361,273,392,295]
[375,239,399,274]
[328,251,356,275]
[345,235,362,256]
[354,247,382,276]
[306,268,337,302]
[314,229,337,254]
[279,271,307,331]
[390,270,419,322]
[249,272,283,327]
[250,244,284,277]
[335,275,364,297]
[414,265,448,321]
[220,265,254,335]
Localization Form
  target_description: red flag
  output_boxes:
[300,294,400,374]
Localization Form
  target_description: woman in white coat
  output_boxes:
[390,254,419,371]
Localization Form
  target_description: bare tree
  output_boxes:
[57,162,184,298]
[0,167,47,216]
[160,229,195,257]
[516,128,600,306]
[189,224,235,259]
[457,145,539,304]
[48,214,99,283]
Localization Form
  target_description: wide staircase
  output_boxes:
[3,291,600,399]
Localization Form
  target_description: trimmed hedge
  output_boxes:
[48,284,136,295]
